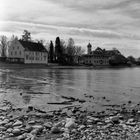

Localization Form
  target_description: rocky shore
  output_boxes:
[1,97,140,140]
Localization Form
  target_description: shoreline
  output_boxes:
[0,62,139,69]
[1,97,140,140]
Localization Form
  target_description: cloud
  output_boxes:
[0,0,140,57]
[1,20,140,41]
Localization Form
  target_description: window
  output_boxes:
[17,46,19,49]
[15,51,17,55]
[44,56,46,60]
[19,51,21,55]
[26,55,28,60]
[11,52,13,56]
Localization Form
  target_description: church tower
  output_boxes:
[87,43,92,54]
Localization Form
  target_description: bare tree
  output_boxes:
[36,39,45,45]
[0,35,8,57]
[75,46,85,56]
[67,38,75,56]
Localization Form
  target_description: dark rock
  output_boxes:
[27,106,34,111]
[51,126,61,134]
[12,128,21,136]
[128,100,132,104]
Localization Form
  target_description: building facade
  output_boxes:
[81,43,120,66]
[7,38,48,64]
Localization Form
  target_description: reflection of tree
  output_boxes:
[0,72,10,88]
[22,94,31,104]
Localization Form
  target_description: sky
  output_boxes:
[0,0,140,57]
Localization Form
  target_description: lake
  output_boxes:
[0,64,140,111]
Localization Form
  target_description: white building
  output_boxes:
[7,38,48,64]
[81,43,120,66]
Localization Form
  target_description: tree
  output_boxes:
[75,46,85,56]
[36,39,45,45]
[22,30,31,41]
[49,41,54,63]
[55,37,63,63]
[10,35,18,41]
[109,54,127,66]
[0,35,8,57]
[67,38,75,55]
[127,56,136,64]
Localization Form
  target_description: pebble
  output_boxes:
[28,120,36,125]
[51,126,61,134]
[12,128,21,136]
[32,125,43,130]
[0,126,6,131]
[44,122,52,129]
[7,128,13,133]
[5,122,13,128]
[25,126,33,132]
[65,118,76,129]
[78,125,86,130]
[13,120,22,126]
[17,133,27,140]
[0,119,9,125]
[1,100,140,140]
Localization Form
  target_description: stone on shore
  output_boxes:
[65,118,76,129]
[12,128,21,136]
[13,120,23,126]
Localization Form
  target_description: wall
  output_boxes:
[83,55,109,66]
[24,51,48,64]
[7,39,24,59]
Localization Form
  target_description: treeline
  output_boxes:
[48,37,85,65]
[109,54,140,66]
[0,30,140,66]
[0,30,85,65]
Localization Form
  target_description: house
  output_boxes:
[81,43,120,66]
[6,38,48,64]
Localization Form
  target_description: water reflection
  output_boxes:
[22,94,31,104]
[0,66,140,106]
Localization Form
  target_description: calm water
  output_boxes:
[0,64,140,110]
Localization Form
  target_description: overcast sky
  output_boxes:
[0,0,140,57]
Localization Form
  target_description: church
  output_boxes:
[81,43,120,66]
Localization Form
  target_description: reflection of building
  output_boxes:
[81,43,120,66]
[7,38,48,64]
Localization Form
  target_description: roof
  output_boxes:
[19,40,47,52]
[87,43,92,48]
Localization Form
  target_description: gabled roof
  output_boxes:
[19,40,47,52]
